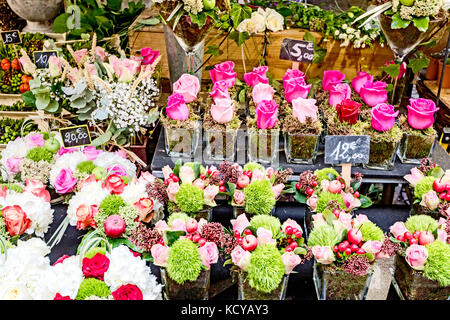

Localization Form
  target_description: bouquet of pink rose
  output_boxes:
[226,214,309,299]
[388,215,450,300]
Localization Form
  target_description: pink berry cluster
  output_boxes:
[280,226,303,252]
[185,218,208,247]
[396,230,435,246]
[233,228,258,252]
[295,170,318,197]
[163,172,180,186]
[433,178,450,202]
[333,228,366,258]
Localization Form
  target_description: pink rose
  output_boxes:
[355,214,370,225]
[282,69,305,84]
[338,212,353,229]
[257,227,275,245]
[198,242,219,269]
[2,205,32,236]
[322,70,345,91]
[390,221,408,238]
[371,103,399,132]
[151,244,169,267]
[170,219,186,232]
[155,220,169,233]
[359,81,388,107]
[140,47,160,65]
[312,213,327,227]
[272,183,285,199]
[231,214,250,234]
[406,98,439,130]
[173,73,200,103]
[210,98,235,124]
[284,77,312,103]
[312,246,335,264]
[6,157,21,175]
[107,165,127,177]
[251,169,265,183]
[361,240,383,255]
[179,166,195,184]
[209,61,237,88]
[73,49,88,63]
[54,168,77,194]
[231,246,251,270]
[244,66,269,87]
[281,252,302,274]
[166,93,189,121]
[292,97,318,123]
[252,83,275,105]
[167,182,180,202]
[282,219,302,234]
[94,47,108,62]
[78,174,97,190]
[256,100,278,129]
[404,167,425,187]
[420,190,440,210]
[57,147,76,156]
[24,180,50,202]
[385,60,407,80]
[437,229,448,243]
[328,180,342,194]
[307,194,318,211]
[233,190,245,206]
[28,133,45,147]
[405,244,428,270]
[342,193,361,210]
[138,171,156,185]
[209,80,230,101]
[203,185,219,206]
[352,71,374,94]
[193,178,206,190]
[320,180,330,191]
[328,83,351,106]
[75,204,98,230]
[162,165,173,180]
[83,146,102,161]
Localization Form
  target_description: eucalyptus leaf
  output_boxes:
[139,17,160,26]
[92,130,113,146]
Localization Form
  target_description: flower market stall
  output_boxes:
[0,0,449,304]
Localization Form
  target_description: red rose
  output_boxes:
[112,284,143,300]
[335,99,361,125]
[104,174,126,195]
[53,254,70,266]
[82,253,110,281]
[2,205,32,236]
[54,293,72,300]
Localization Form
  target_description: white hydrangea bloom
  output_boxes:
[44,256,83,299]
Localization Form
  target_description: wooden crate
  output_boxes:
[129,8,394,81]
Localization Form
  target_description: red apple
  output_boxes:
[418,231,435,245]
[237,175,250,189]
[333,245,339,252]
[403,231,412,240]
[290,241,298,249]
[242,234,258,251]
[104,215,126,238]
[186,218,198,234]
[347,228,363,245]
[244,229,252,235]
[433,179,446,193]
[338,242,348,252]
[285,226,293,235]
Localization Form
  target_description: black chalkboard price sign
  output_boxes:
[33,50,58,69]
[325,135,371,164]
[1,30,22,45]
[59,125,92,148]
[279,39,314,64]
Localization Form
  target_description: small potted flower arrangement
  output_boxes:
[389,215,450,300]
[162,160,221,221]
[404,158,450,219]
[204,61,242,161]
[228,162,291,218]
[161,73,201,158]
[397,98,439,164]
[308,213,395,300]
[227,214,310,300]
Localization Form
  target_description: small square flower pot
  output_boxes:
[363,140,399,171]
[397,133,436,164]
[232,206,276,219]
[284,133,320,164]
[161,268,211,300]
[164,121,200,158]
[170,204,212,221]
[205,129,237,162]
[247,129,280,164]
[409,202,442,220]
[128,136,148,164]
[237,271,289,300]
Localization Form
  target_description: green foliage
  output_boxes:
[405,215,438,233]
[244,180,276,215]
[424,241,450,287]
[75,278,111,300]
[167,212,190,227]
[250,215,281,237]
[0,183,23,193]
[308,224,341,247]
[175,183,204,213]
[414,176,435,200]
[314,168,339,183]
[166,239,203,284]
[84,247,106,259]
[99,195,127,216]
[26,147,54,163]
[316,191,345,213]
[246,244,285,293]
[76,160,96,175]
[95,204,138,237]
[360,222,384,242]
[243,162,264,172]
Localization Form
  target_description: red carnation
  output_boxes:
[54,293,72,300]
[82,253,110,281]
[112,284,143,300]
[335,99,361,125]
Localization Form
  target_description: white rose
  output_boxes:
[250,11,266,33]
[265,8,284,32]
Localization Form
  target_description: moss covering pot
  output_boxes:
[247,129,280,164]
[284,133,320,164]
[398,133,436,164]
[237,271,289,300]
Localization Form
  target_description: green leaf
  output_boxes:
[141,252,153,262]
[277,7,292,18]
[413,16,429,32]
[173,159,183,177]
[326,173,337,181]
[21,91,36,105]
[382,63,401,79]
[189,12,207,28]
[107,0,122,11]
[92,130,112,146]
[163,230,186,247]
[304,32,316,45]
[238,88,246,103]
[45,100,59,113]
[107,237,143,253]
[230,3,252,28]
[139,17,160,26]
[429,166,444,179]
[359,195,373,208]
[408,56,430,74]
[385,83,394,93]
[35,93,50,110]
[351,180,362,192]
[293,247,307,255]
[52,13,69,33]
[391,13,411,29]
[193,162,201,179]
[227,182,236,195]
[322,210,337,225]
[293,190,307,204]
[230,30,250,47]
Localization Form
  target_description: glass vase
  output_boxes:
[237,271,289,300]
[161,268,211,300]
[312,262,373,300]
[362,140,399,170]
[164,121,200,158]
[392,254,450,300]
[205,129,237,162]
[284,133,320,164]
[232,206,275,219]
[397,133,436,164]
[409,202,442,220]
[170,204,212,221]
[248,129,280,164]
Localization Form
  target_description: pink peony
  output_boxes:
[203,185,219,206]
[312,246,335,264]
[233,190,245,206]
[6,157,21,175]
[167,182,180,202]
[282,252,302,274]
[27,133,45,147]
[94,47,108,62]
[162,165,173,180]
[155,220,169,233]
[437,229,448,243]
[404,167,425,187]
[359,81,388,107]
[73,49,88,63]
[284,77,312,103]
[322,70,345,91]
[256,227,276,245]
[405,244,428,270]
[210,98,235,124]
[83,146,102,161]
[209,80,230,101]
[252,83,275,105]
[406,98,439,130]
[198,242,219,269]
[166,93,189,121]
[352,71,373,94]
[243,66,269,87]
[320,180,330,191]
[292,98,318,123]
[231,213,250,234]
[328,83,351,106]
[173,73,200,103]
[307,194,318,211]
[355,214,370,225]
[250,169,265,183]
[272,183,285,199]
[371,103,399,132]
[231,246,251,270]
[256,100,278,130]
[140,47,160,65]
[361,240,383,255]
[179,166,195,184]
[209,61,237,88]
[151,244,169,267]
[390,221,408,238]
[328,180,342,194]
[420,190,440,210]
[338,212,353,230]
[54,168,77,194]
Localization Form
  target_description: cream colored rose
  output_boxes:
[265,8,284,32]
[250,11,266,33]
